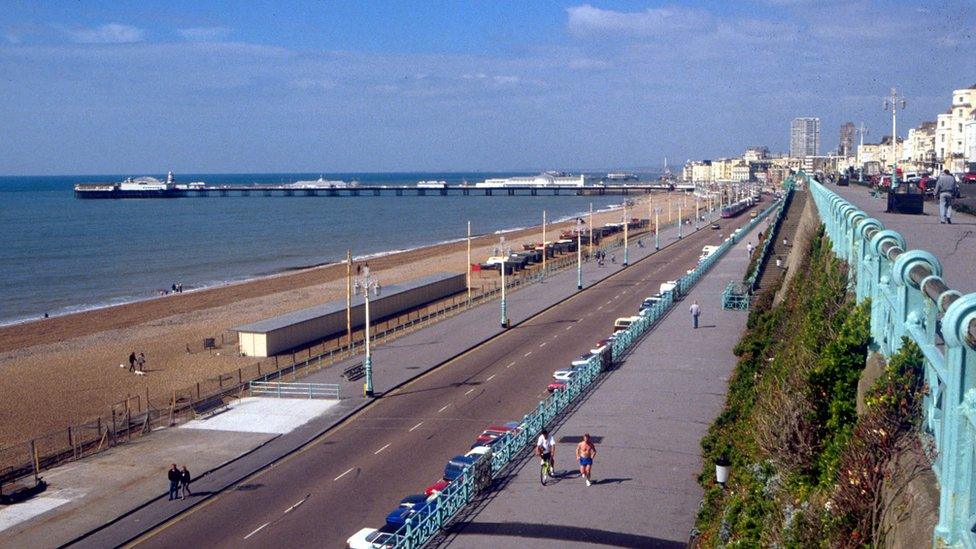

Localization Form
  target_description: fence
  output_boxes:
[808,173,976,547]
[249,381,340,400]
[384,192,785,548]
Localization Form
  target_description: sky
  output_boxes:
[1,0,974,175]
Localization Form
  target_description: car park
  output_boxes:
[347,525,404,549]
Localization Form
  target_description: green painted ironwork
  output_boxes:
[722,282,750,310]
[385,188,786,548]
[808,173,976,547]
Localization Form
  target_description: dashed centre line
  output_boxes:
[284,497,308,514]
[486,374,496,381]
[523,351,532,357]
[244,522,270,540]
[409,421,424,432]
[464,388,475,396]
[565,325,574,331]
[374,443,391,455]
[334,467,355,481]
[506,361,516,368]
[438,404,450,413]
[538,342,547,348]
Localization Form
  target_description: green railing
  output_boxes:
[385,191,785,548]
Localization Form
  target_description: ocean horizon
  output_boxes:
[0,172,657,326]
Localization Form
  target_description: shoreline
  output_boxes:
[0,201,629,352]
[0,201,624,332]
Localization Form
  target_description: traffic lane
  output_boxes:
[134,214,751,548]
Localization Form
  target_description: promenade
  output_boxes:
[0,207,724,548]
[831,183,976,294]
[441,217,759,547]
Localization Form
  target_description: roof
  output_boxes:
[233,272,462,334]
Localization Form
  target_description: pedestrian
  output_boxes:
[171,283,177,293]
[180,465,192,498]
[689,300,701,329]
[167,464,181,500]
[746,242,754,256]
[576,433,597,486]
[610,254,616,264]
[934,169,959,224]
[137,352,146,373]
[782,237,789,247]
[128,351,136,372]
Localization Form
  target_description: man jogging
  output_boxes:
[689,301,701,329]
[576,433,597,486]
[934,169,959,224]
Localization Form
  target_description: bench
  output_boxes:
[342,363,366,382]
[192,395,229,419]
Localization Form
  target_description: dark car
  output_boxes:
[962,172,976,184]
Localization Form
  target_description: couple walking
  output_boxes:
[168,464,192,500]
[536,430,598,486]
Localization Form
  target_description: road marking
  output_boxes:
[244,522,270,540]
[523,351,532,357]
[506,361,516,368]
[409,421,424,432]
[464,388,475,396]
[284,497,308,514]
[596,305,604,311]
[538,342,547,348]
[438,404,450,413]
[374,443,391,455]
[606,300,613,305]
[486,374,496,381]
[565,325,574,330]
[334,467,355,481]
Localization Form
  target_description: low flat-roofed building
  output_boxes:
[234,272,466,357]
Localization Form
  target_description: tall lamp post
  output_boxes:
[354,265,381,397]
[654,208,661,250]
[576,217,585,290]
[883,88,906,188]
[622,202,629,267]
[677,201,683,239]
[494,238,512,329]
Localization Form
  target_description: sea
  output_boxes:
[0,172,653,326]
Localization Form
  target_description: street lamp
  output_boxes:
[677,201,683,239]
[622,203,629,267]
[883,88,906,187]
[576,217,585,290]
[494,238,512,329]
[654,207,661,250]
[354,265,381,397]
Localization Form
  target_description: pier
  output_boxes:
[73,183,689,199]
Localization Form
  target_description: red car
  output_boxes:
[424,479,450,497]
[547,380,567,392]
[962,172,976,184]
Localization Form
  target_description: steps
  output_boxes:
[755,190,808,291]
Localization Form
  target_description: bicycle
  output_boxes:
[539,454,554,485]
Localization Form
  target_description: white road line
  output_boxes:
[464,388,475,396]
[506,361,516,368]
[596,305,604,311]
[409,421,424,432]
[284,498,307,514]
[374,443,391,455]
[524,351,532,357]
[334,467,355,481]
[438,404,450,413]
[565,325,574,330]
[244,522,270,540]
[538,342,547,348]
[486,374,496,381]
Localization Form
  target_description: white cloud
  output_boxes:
[177,27,231,42]
[66,23,144,44]
[567,4,709,36]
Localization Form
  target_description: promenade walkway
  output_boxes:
[0,208,715,548]
[440,219,760,548]
[831,183,976,294]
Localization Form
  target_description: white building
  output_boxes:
[476,172,587,187]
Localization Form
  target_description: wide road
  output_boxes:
[130,214,754,548]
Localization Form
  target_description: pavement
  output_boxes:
[831,183,976,295]
[0,204,723,548]
[439,212,761,548]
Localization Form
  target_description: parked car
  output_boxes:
[590,337,614,355]
[640,295,662,311]
[472,425,516,447]
[547,380,567,392]
[552,366,579,381]
[659,281,677,295]
[347,525,404,549]
[613,316,640,332]
[424,479,449,497]
[710,222,720,230]
[571,352,595,367]
[444,454,478,481]
[386,498,437,527]
[962,172,976,184]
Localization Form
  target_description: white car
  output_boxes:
[347,525,403,548]
[552,367,579,381]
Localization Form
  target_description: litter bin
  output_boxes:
[886,185,924,214]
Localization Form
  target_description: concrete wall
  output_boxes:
[239,273,466,357]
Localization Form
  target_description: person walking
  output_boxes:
[746,242,754,256]
[689,301,701,329]
[128,352,137,373]
[167,464,181,500]
[576,433,597,486]
[137,352,146,373]
[180,465,192,499]
[934,169,959,224]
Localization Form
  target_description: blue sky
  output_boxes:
[1,1,973,175]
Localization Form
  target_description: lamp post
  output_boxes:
[576,217,585,290]
[677,202,683,239]
[695,197,700,230]
[354,265,381,397]
[654,208,661,250]
[541,210,547,277]
[494,238,512,329]
[622,203,629,266]
[883,88,906,188]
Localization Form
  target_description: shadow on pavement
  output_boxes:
[446,521,683,548]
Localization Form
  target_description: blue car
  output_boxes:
[444,454,478,481]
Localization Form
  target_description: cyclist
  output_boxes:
[535,428,556,480]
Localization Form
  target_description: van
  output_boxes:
[699,246,718,262]
[613,316,640,332]
[659,281,677,295]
